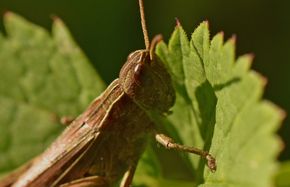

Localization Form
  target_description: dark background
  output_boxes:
[0,0,289,160]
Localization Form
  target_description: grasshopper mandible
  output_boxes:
[0,0,216,186]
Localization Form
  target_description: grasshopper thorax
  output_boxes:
[119,49,175,113]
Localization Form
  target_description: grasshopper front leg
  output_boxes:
[155,133,217,172]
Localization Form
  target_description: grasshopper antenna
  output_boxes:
[139,0,150,50]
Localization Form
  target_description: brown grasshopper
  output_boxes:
[0,0,216,186]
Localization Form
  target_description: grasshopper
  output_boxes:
[0,0,216,186]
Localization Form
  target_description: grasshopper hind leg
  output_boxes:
[119,165,137,187]
[59,176,109,187]
[59,165,137,187]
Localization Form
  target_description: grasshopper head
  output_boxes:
[119,49,175,113]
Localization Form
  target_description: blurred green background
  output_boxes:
[0,0,289,160]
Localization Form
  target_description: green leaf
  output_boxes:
[135,22,283,186]
[275,161,290,187]
[0,13,105,175]
[0,13,284,187]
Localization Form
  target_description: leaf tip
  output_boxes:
[211,31,224,47]
[203,20,210,27]
[3,10,11,16]
[3,11,24,24]
[51,15,69,38]
[218,31,225,38]
[3,11,23,29]
[195,20,210,33]
[3,11,14,21]
[246,53,255,61]
[175,17,181,28]
[275,105,287,123]
[2,9,10,17]
[229,34,237,44]
[51,15,65,27]
[244,53,255,66]
[245,53,255,65]
[277,138,285,158]
[243,53,255,63]
[50,14,61,22]
[253,71,268,88]
[273,106,287,155]
[266,100,287,124]
[263,100,287,145]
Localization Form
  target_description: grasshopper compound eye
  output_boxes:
[133,63,144,84]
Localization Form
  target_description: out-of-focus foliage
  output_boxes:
[0,13,105,176]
